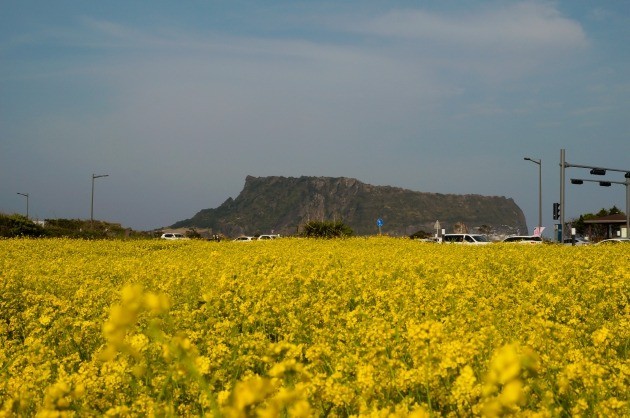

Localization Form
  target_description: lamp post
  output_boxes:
[524,157,542,235]
[91,174,109,223]
[17,192,29,219]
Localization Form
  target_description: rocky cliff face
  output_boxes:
[172,175,528,236]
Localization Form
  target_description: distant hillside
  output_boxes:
[172,175,528,236]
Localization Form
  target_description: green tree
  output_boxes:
[302,220,353,238]
[185,228,202,239]
[608,205,622,215]
[0,214,46,238]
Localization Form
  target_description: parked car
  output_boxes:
[160,232,186,240]
[257,234,280,240]
[596,238,630,244]
[233,236,255,242]
[563,237,591,246]
[415,237,440,243]
[441,234,491,245]
[502,235,543,244]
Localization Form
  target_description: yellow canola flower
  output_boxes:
[288,399,312,417]
[451,365,480,410]
[487,343,522,387]
[499,379,525,407]
[591,326,610,346]
[144,292,171,315]
[222,376,277,417]
[120,284,143,310]
[38,315,52,326]
[194,355,212,375]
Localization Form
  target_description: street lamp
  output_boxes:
[16,192,29,219]
[524,157,542,235]
[91,174,109,223]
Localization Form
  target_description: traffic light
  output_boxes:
[553,202,560,220]
[590,168,606,175]
[599,181,612,187]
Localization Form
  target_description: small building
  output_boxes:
[583,214,628,239]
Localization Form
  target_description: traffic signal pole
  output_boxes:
[561,149,630,240]
[560,149,566,242]
[570,177,630,238]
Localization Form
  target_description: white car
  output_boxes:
[441,234,491,245]
[597,238,630,245]
[234,236,255,242]
[502,235,543,244]
[257,234,280,240]
[160,232,186,240]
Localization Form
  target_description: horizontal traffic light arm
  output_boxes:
[570,178,628,186]
[563,162,629,175]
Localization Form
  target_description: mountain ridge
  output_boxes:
[172,175,528,236]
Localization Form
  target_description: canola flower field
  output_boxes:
[1,238,628,417]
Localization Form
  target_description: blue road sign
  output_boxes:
[376,218,384,227]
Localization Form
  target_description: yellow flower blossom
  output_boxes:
[38,315,52,326]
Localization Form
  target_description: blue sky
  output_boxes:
[1,1,629,234]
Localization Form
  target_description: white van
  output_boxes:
[441,234,491,245]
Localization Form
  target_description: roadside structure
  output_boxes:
[583,213,628,240]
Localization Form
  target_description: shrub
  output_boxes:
[409,230,431,239]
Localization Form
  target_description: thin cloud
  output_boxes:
[352,2,588,51]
